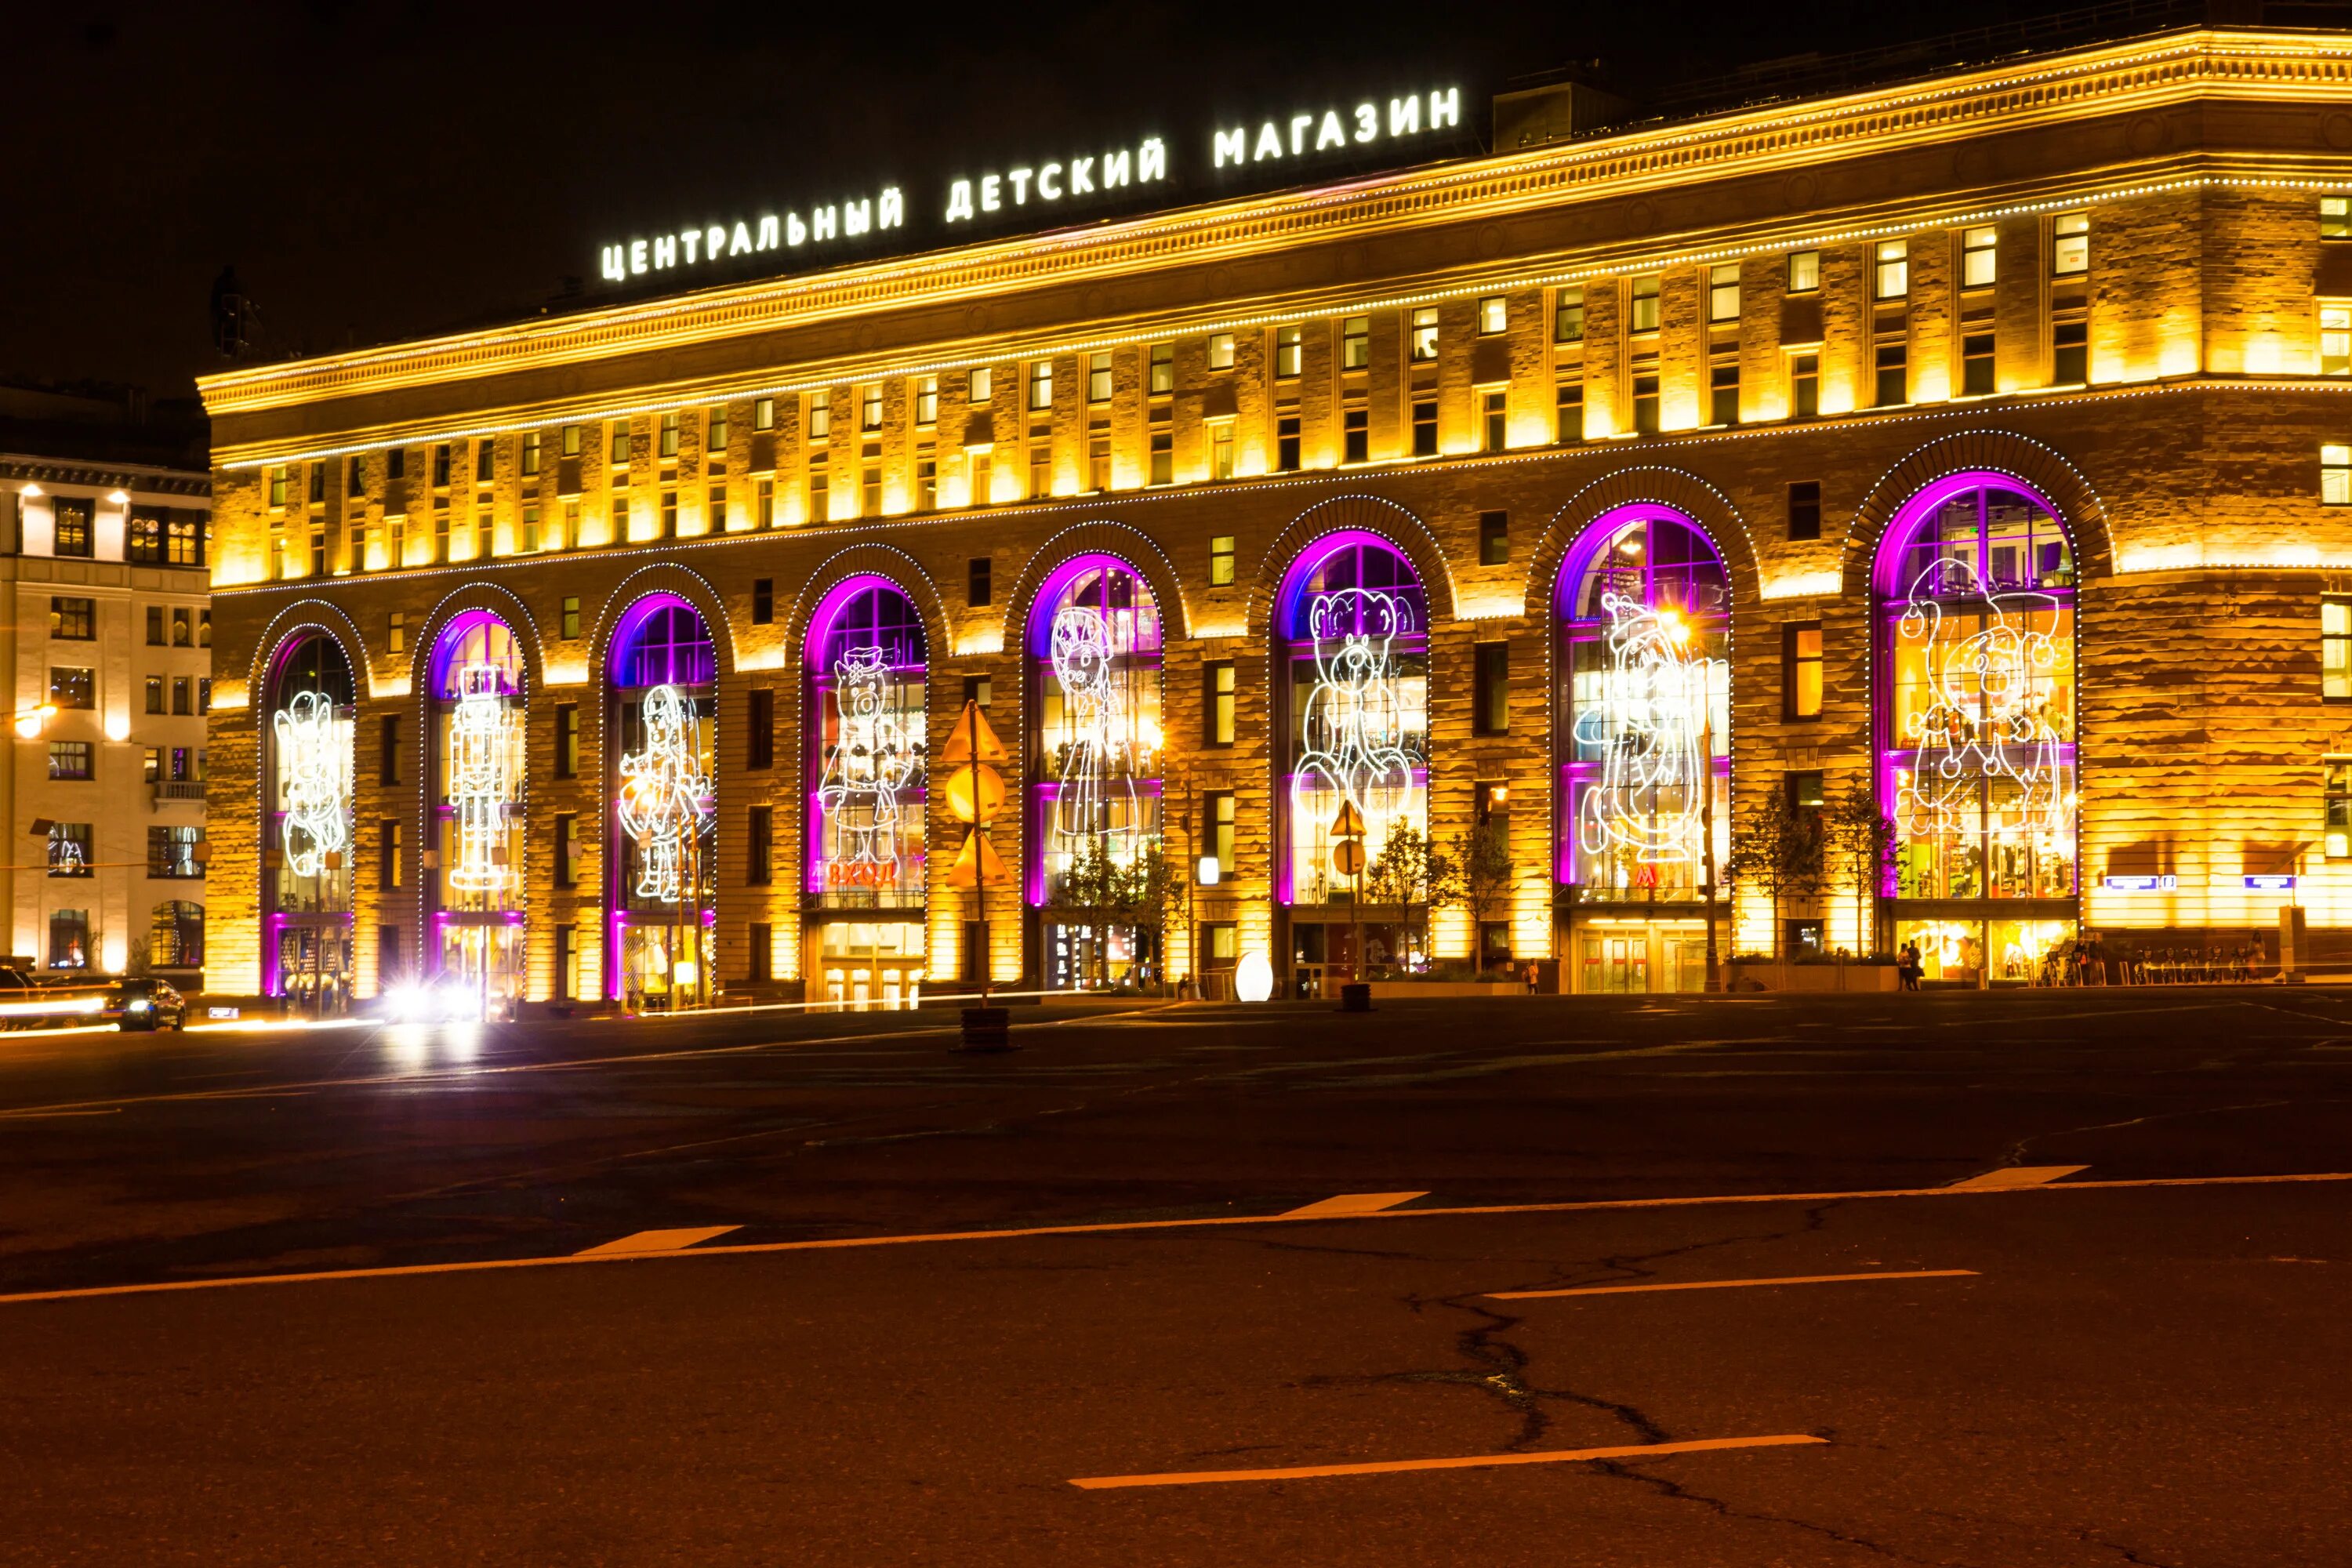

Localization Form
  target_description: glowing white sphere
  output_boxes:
[1233,950,1274,1003]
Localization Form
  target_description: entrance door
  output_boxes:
[1579,934,1649,993]
[278,925,354,1012]
[817,920,925,1012]
[439,924,524,1018]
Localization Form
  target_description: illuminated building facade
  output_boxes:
[200,26,2352,1000]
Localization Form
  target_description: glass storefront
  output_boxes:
[430,610,527,1013]
[818,920,924,1011]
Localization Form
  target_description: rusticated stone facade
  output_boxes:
[201,27,2352,1003]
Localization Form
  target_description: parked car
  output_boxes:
[107,978,188,1032]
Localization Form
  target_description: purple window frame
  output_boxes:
[260,627,356,998]
[1024,553,1164,906]
[606,593,719,998]
[803,574,929,904]
[427,610,528,977]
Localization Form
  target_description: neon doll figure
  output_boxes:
[817,645,920,883]
[274,688,350,880]
[617,683,713,903]
[1048,604,1142,855]
[444,662,516,895]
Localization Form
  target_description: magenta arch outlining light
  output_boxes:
[428,611,528,990]
[1552,503,1731,890]
[804,573,928,906]
[1025,553,1164,909]
[261,627,358,999]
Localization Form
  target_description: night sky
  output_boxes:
[11,0,2080,402]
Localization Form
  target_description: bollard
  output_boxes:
[956,1005,1016,1051]
[1338,982,1373,1013]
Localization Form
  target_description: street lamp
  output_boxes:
[15,703,56,740]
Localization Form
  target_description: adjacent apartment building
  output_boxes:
[0,449,211,981]
[196,23,2352,1005]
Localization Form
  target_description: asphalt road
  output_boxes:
[3,989,2349,1564]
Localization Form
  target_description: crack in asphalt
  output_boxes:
[1590,1453,1951,1566]
[2000,1098,2333,1167]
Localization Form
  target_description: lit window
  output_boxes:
[1555,379,1582,443]
[1410,307,1439,360]
[1708,264,1739,323]
[1962,332,1996,397]
[1875,240,1909,299]
[1210,535,1236,586]
[1787,250,1820,293]
[610,420,633,465]
[1711,361,1739,425]
[2053,212,2089,276]
[1342,405,1369,462]
[861,384,883,430]
[1412,394,1439,455]
[561,423,582,456]
[1554,287,1584,343]
[1209,421,1234,480]
[475,439,494,483]
[2328,444,2352,505]
[1207,333,1236,371]
[1029,360,1054,409]
[1630,275,1660,332]
[2329,758,2352,858]
[1149,343,1173,394]
[521,430,541,477]
[969,366,993,403]
[915,376,938,425]
[1963,225,1998,289]
[2327,195,2352,239]
[808,390,831,439]
[1342,316,1370,368]
[1149,428,1172,485]
[1275,326,1302,378]
[1480,389,1505,452]
[2326,597,2352,700]
[754,397,775,431]
[1087,352,1112,403]
[1784,622,1824,720]
[659,412,681,459]
[1479,296,1508,335]
[1875,342,1907,406]
[2325,306,2352,377]
[708,405,728,453]
[2053,320,2088,385]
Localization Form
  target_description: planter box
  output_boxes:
[1363,981,1528,999]
[1726,961,1900,993]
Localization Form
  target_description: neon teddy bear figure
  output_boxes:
[274,688,350,880]
[1290,588,1421,856]
[1573,590,1721,868]
[817,645,920,884]
[617,683,713,904]
[1049,604,1142,858]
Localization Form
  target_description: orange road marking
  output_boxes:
[2,1170,2346,1308]
[1280,1191,1428,1218]
[1950,1165,2089,1189]
[1487,1268,1978,1300]
[573,1225,740,1256]
[1069,1432,1826,1489]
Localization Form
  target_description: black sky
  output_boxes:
[8,0,2079,402]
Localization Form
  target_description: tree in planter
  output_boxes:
[1362,822,1457,975]
[1822,786,1897,956]
[1726,792,1826,959]
[1450,818,1515,972]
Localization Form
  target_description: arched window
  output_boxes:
[805,575,928,1009]
[1278,532,1428,984]
[608,596,717,1007]
[151,901,205,969]
[1876,475,2078,982]
[430,611,527,1009]
[1028,554,1163,988]
[1553,507,1730,994]
[263,629,354,1000]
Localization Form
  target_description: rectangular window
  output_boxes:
[1875,240,1909,299]
[49,596,93,641]
[754,397,775,431]
[561,597,581,640]
[1788,249,1820,292]
[129,511,164,563]
[1207,332,1236,371]
[1474,641,1509,735]
[373,713,398,786]
[49,822,92,878]
[1480,390,1506,452]
[748,688,775,770]
[1207,791,1236,877]
[1479,295,1508,336]
[554,704,578,779]
[1149,429,1173,485]
[1276,413,1301,472]
[1274,327,1302,379]
[655,412,680,459]
[969,367,993,404]
[2326,444,2352,506]
[608,422,632,466]
[757,476,775,526]
[143,747,162,784]
[1632,374,1659,436]
[1630,274,1661,332]
[964,674,993,709]
[555,814,578,888]
[1555,378,1583,443]
[1710,361,1739,426]
[810,463,830,518]
[2328,761,2352,858]
[310,463,328,506]
[807,390,831,439]
[858,385,883,433]
[1204,922,1237,968]
[379,927,405,985]
[859,464,880,516]
[708,405,729,456]
[1410,307,1439,360]
[1787,770,1826,811]
[1788,481,1822,542]
[48,741,92,780]
[146,675,163,713]
[1708,263,1739,322]
[1205,662,1236,746]
[1029,360,1054,410]
[662,489,680,535]
[746,578,774,626]
[269,468,289,509]
[705,482,726,529]
[198,677,210,715]
[2327,194,2352,239]
[1411,395,1439,456]
[1209,422,1235,480]
[42,909,83,967]
[1342,405,1369,463]
[1029,442,1050,497]
[1553,287,1584,343]
[1342,315,1370,368]
[381,819,404,890]
[148,826,205,879]
[1875,341,1907,406]
[746,806,773,886]
[50,667,93,710]
[473,439,494,484]
[1962,225,1998,289]
[1210,535,1236,586]
[53,498,92,557]
[749,923,773,985]
[914,376,938,426]
[2053,320,2088,386]
[1088,430,1111,490]
[1784,622,1824,720]
[1479,510,1508,566]
[171,607,192,646]
[1790,353,1820,419]
[555,925,576,1001]
[2327,597,2352,700]
[968,556,993,606]
[967,447,993,504]
[1088,352,1112,403]
[2053,212,2089,276]
[172,676,191,716]
[1149,343,1174,394]
[561,423,582,458]
[2325,306,2352,377]
[1962,332,1996,396]
[522,504,541,552]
